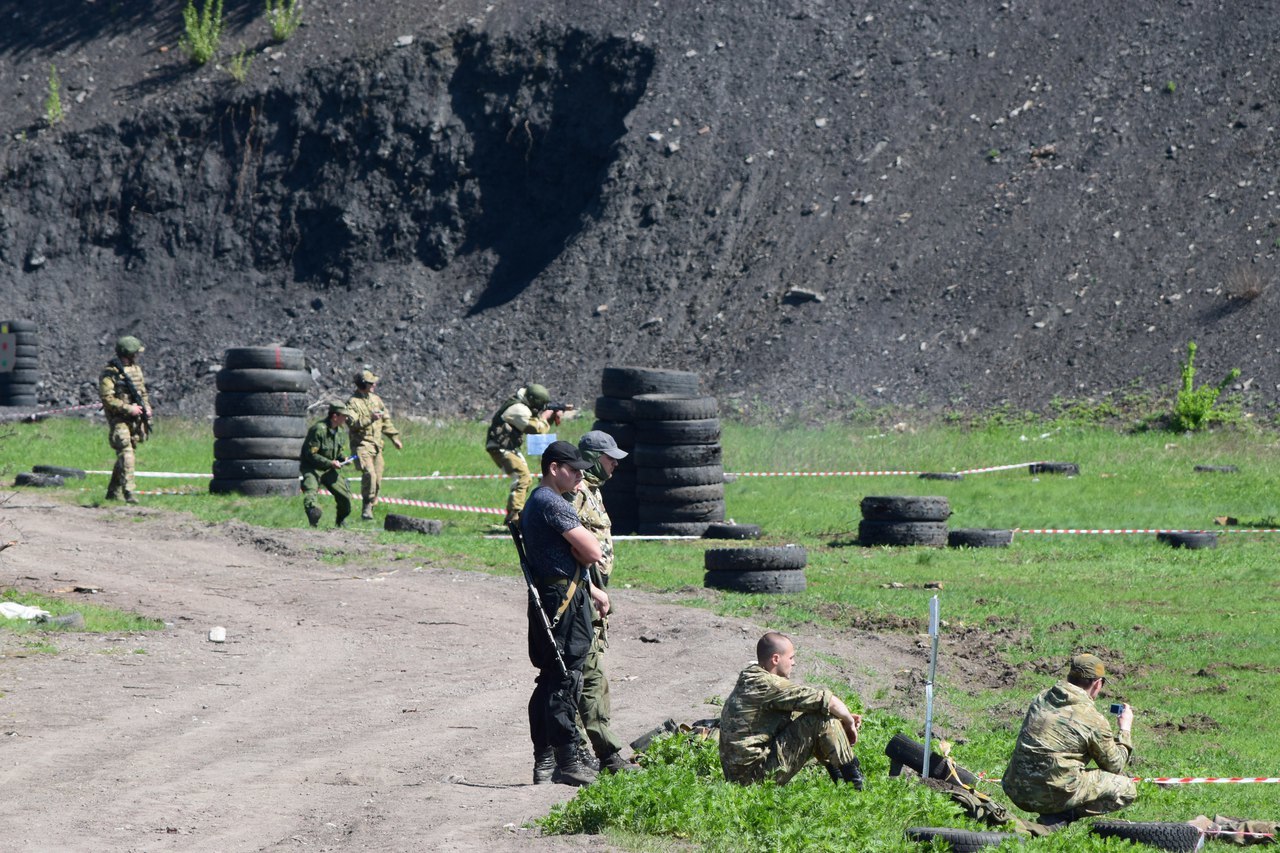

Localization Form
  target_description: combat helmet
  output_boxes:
[115,335,145,356]
[525,383,550,409]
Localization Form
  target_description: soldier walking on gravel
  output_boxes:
[300,403,354,528]
[486,382,570,525]
[98,335,152,504]
[564,430,640,777]
[1002,652,1137,826]
[346,369,403,521]
[719,632,865,788]
[522,441,609,787]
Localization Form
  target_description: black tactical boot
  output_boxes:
[551,744,597,787]
[826,763,842,783]
[838,757,866,790]
[578,745,600,772]
[306,506,322,527]
[533,747,555,784]
[599,751,641,774]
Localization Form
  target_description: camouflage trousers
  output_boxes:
[1054,769,1137,817]
[355,445,385,506]
[577,622,624,759]
[106,421,142,499]
[488,448,532,520]
[725,714,856,786]
[302,467,353,525]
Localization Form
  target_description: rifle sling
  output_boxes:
[546,566,586,629]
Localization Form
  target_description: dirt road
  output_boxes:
[0,493,929,851]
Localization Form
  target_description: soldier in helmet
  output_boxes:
[98,335,152,504]
[300,403,354,528]
[345,369,403,521]
[486,382,571,525]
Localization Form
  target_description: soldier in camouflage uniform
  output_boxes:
[719,632,865,788]
[98,336,152,504]
[346,369,403,520]
[564,431,641,776]
[300,403,355,528]
[1002,652,1137,825]
[486,383,567,524]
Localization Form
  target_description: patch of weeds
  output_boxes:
[132,648,147,654]
[44,64,64,126]
[1224,265,1269,303]
[226,45,253,83]
[22,640,57,655]
[266,0,303,42]
[180,0,224,66]
[985,148,1000,162]
[1170,341,1240,431]
[1165,80,1177,93]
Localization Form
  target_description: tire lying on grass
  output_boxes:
[1088,820,1204,852]
[859,520,948,547]
[704,569,806,594]
[1155,531,1218,550]
[884,733,979,786]
[1193,465,1238,474]
[32,465,86,479]
[384,514,444,535]
[860,496,952,522]
[1029,462,1080,476]
[209,478,301,497]
[14,472,63,487]
[947,529,1013,548]
[904,827,1022,851]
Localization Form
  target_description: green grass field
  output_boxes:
[2,413,1278,850]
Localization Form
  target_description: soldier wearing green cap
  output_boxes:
[98,335,152,504]
[1002,652,1137,826]
[486,383,570,524]
[346,369,403,520]
[300,403,354,528]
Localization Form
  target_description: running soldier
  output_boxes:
[300,403,354,528]
[486,383,570,524]
[346,369,403,520]
[98,335,152,504]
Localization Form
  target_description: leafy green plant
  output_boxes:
[1171,341,1240,431]
[265,0,303,43]
[44,64,64,126]
[226,45,253,83]
[180,0,224,66]
[1164,80,1177,93]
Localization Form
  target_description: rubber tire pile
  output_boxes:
[704,545,807,593]
[591,366,724,536]
[0,319,39,408]
[859,496,952,546]
[209,346,309,497]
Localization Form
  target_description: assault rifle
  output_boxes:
[544,401,575,413]
[110,358,152,438]
[508,521,569,678]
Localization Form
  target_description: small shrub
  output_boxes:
[180,0,224,66]
[226,45,253,83]
[1171,341,1240,431]
[44,64,64,126]
[1224,265,1269,302]
[266,0,303,43]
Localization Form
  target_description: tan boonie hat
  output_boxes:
[355,369,379,385]
[1069,653,1107,681]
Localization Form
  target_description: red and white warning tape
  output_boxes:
[377,474,506,481]
[319,490,503,516]
[729,470,924,478]
[84,470,213,478]
[956,462,1042,475]
[134,487,205,496]
[0,402,102,421]
[978,772,1280,785]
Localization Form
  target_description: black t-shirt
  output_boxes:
[520,485,582,581]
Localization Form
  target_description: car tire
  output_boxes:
[636,465,725,486]
[214,437,304,460]
[1088,820,1204,852]
[705,569,806,594]
[215,368,312,393]
[884,734,978,786]
[947,529,1013,548]
[209,477,301,496]
[903,827,1021,851]
[702,522,762,540]
[593,396,635,422]
[635,418,721,445]
[629,394,719,421]
[14,472,63,487]
[859,520,949,546]
[32,465,87,479]
[211,458,301,480]
[638,500,725,522]
[1029,462,1080,476]
[222,346,306,371]
[704,546,807,572]
[601,366,700,399]
[212,416,309,439]
[635,521,712,536]
[633,442,722,468]
[635,483,726,503]
[860,495,952,522]
[1156,531,1218,549]
[215,392,312,417]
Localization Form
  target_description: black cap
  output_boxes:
[542,440,592,470]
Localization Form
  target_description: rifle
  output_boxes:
[508,521,569,678]
[545,401,576,413]
[110,358,152,438]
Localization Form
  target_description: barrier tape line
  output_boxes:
[1016,528,1280,535]
[85,470,213,478]
[0,402,102,421]
[319,490,504,516]
[977,773,1280,785]
[135,488,205,496]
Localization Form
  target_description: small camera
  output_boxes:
[1109,703,1125,715]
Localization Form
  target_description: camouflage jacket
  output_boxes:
[569,471,614,584]
[300,419,349,475]
[346,391,401,451]
[485,391,552,452]
[718,663,832,783]
[1002,680,1133,813]
[98,361,150,430]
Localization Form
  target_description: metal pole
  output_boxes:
[922,594,940,779]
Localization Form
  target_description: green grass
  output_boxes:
[0,587,164,636]
[2,414,1279,849]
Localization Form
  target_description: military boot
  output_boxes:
[361,502,374,521]
[533,747,555,784]
[838,757,866,791]
[306,506,322,527]
[578,745,600,772]
[599,751,641,774]
[551,744,597,787]
[826,763,842,783]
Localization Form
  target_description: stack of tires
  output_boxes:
[704,545,806,593]
[210,346,310,497]
[591,366,724,536]
[858,496,951,546]
[0,320,39,408]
